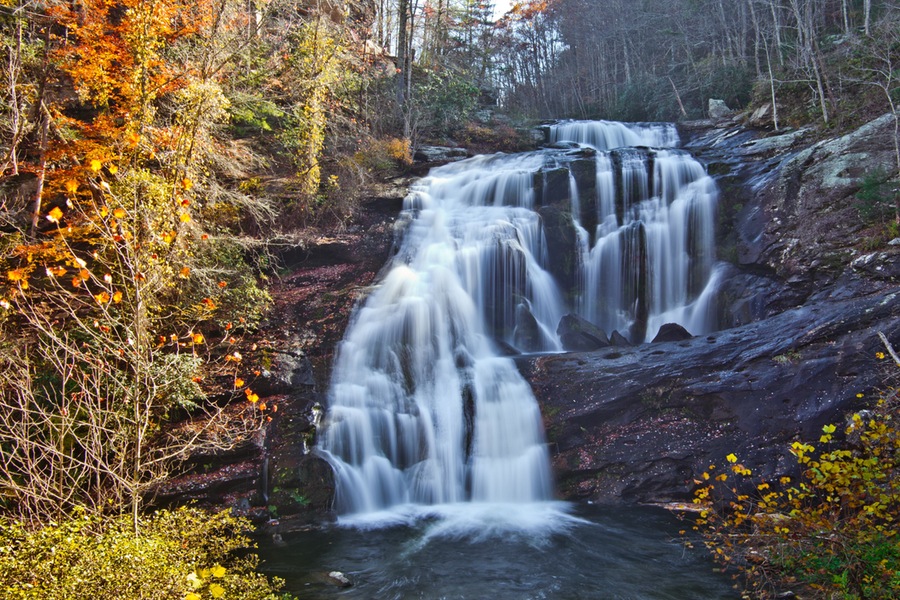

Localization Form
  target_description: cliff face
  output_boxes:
[528,114,900,505]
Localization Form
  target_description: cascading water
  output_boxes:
[318,120,720,518]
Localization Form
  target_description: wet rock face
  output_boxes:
[523,286,900,505]
[684,114,899,318]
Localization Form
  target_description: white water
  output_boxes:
[319,121,719,520]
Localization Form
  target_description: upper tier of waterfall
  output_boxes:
[319,120,719,515]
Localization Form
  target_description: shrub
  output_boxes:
[0,506,293,600]
[856,168,900,226]
[692,346,900,598]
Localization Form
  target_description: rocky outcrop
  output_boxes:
[683,113,899,320]
[413,146,468,163]
[523,283,900,505]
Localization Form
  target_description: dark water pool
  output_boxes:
[256,503,738,599]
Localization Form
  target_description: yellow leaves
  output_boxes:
[731,463,752,476]
[185,594,201,600]
[210,564,226,578]
[187,571,203,589]
[112,290,123,303]
[113,207,126,219]
[107,164,118,175]
[90,159,102,172]
[95,291,111,304]
[65,180,79,194]
[234,378,244,388]
[191,332,205,345]
[726,453,738,463]
[822,424,836,434]
[182,177,193,190]
[179,212,191,223]
[875,351,886,360]
[163,231,176,244]
[46,206,64,223]
[245,388,259,403]
[209,583,225,598]
[702,472,710,481]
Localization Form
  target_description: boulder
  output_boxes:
[708,98,734,120]
[557,314,610,351]
[651,323,693,343]
[609,330,631,347]
[413,146,468,163]
[513,303,544,352]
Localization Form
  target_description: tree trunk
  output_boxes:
[864,0,872,36]
[30,105,49,237]
[397,0,409,106]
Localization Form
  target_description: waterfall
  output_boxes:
[319,121,719,517]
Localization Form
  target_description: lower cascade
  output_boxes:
[319,120,719,516]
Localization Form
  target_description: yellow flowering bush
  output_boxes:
[0,507,293,600]
[692,352,900,598]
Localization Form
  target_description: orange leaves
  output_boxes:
[6,269,27,282]
[191,332,205,345]
[46,207,64,224]
[179,267,191,278]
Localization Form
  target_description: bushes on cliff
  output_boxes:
[692,343,900,599]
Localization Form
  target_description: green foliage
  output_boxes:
[228,92,286,136]
[0,506,293,600]
[856,169,900,224]
[693,353,900,599]
[410,68,479,138]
